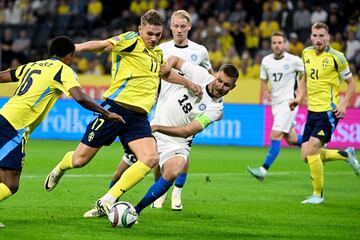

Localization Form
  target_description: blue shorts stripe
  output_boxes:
[0,128,25,161]
[327,110,336,133]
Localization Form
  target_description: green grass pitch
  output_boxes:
[1,140,359,240]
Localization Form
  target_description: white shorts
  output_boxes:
[271,101,298,133]
[157,139,189,169]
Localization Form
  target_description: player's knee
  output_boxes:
[6,182,19,194]
[142,152,159,168]
[162,169,178,182]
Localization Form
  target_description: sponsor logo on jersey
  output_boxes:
[191,54,198,61]
[284,64,289,70]
[317,130,325,136]
[198,103,207,111]
[306,59,310,64]
[143,48,149,54]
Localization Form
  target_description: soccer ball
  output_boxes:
[108,201,138,228]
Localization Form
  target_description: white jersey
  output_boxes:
[260,52,304,105]
[151,62,223,149]
[157,40,212,105]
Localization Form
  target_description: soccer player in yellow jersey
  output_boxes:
[289,23,360,204]
[44,10,202,214]
[0,36,124,228]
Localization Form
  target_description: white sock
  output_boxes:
[172,186,183,196]
[260,167,268,175]
[101,193,116,203]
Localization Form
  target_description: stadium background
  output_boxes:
[0,0,359,148]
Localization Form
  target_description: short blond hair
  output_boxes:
[311,22,329,33]
[171,10,191,24]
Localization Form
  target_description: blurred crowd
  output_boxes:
[0,0,359,81]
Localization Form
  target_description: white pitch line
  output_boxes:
[21,171,355,179]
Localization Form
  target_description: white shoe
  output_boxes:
[0,223,4,228]
[247,166,266,181]
[83,206,106,218]
[301,195,325,204]
[345,147,360,176]
[171,193,183,211]
[44,168,64,192]
[151,192,167,208]
[96,199,112,215]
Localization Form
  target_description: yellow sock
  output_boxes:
[108,161,151,199]
[57,151,74,172]
[0,183,12,202]
[307,154,323,197]
[320,149,347,162]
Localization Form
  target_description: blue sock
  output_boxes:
[134,176,172,214]
[262,140,281,170]
[174,173,187,188]
[296,135,303,147]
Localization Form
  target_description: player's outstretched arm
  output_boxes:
[151,120,203,138]
[69,86,125,123]
[75,40,113,53]
[161,68,203,97]
[0,69,16,83]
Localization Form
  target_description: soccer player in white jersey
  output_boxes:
[247,31,304,181]
[83,10,214,217]
[132,56,238,217]
[151,9,215,210]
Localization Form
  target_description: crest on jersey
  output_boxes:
[88,131,95,142]
[283,64,289,70]
[191,54,198,61]
[322,58,329,68]
[198,103,207,111]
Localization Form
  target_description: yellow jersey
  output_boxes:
[302,46,352,112]
[0,58,80,135]
[104,32,165,113]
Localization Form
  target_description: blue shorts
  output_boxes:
[0,115,25,172]
[81,99,153,150]
[302,110,339,144]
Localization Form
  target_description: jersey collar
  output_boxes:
[174,44,188,48]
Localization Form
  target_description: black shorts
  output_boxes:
[0,115,25,172]
[302,110,339,144]
[81,99,153,150]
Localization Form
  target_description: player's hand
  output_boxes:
[332,104,346,119]
[151,125,159,133]
[263,90,271,102]
[289,99,299,111]
[103,112,126,123]
[188,82,203,97]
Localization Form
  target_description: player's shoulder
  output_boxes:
[327,47,347,63]
[188,40,208,52]
[159,39,173,48]
[284,52,302,61]
[302,46,315,54]
[109,31,138,45]
[261,53,275,63]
